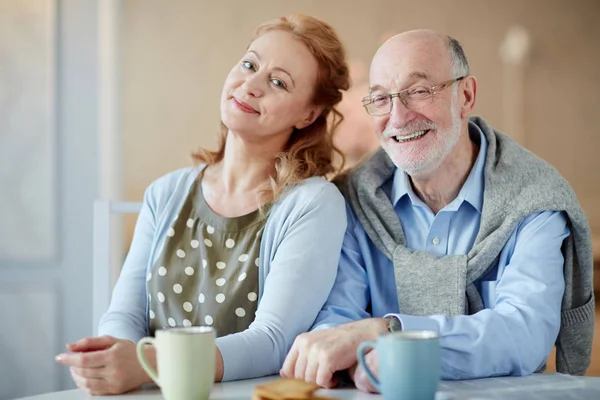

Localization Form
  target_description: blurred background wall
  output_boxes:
[121,0,600,239]
[0,0,598,398]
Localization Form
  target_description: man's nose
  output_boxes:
[388,98,418,129]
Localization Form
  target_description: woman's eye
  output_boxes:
[242,60,256,71]
[270,78,287,90]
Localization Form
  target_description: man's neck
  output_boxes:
[410,130,479,214]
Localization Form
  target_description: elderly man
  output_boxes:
[280,29,594,391]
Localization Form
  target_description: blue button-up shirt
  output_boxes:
[314,125,569,379]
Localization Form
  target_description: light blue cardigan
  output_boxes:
[98,166,347,381]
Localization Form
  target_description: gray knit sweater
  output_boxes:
[342,116,595,375]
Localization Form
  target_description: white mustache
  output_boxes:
[384,121,437,138]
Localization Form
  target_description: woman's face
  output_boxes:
[220,30,321,142]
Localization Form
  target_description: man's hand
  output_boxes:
[55,335,154,395]
[280,318,388,388]
[351,349,380,393]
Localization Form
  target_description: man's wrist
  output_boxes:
[384,315,402,332]
[369,317,391,338]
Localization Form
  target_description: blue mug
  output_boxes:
[357,330,440,400]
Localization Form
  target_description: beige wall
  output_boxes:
[121,0,600,236]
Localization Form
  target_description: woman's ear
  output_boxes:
[295,106,324,130]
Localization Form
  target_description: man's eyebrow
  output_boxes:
[368,71,433,94]
[409,71,431,81]
[246,50,295,88]
[368,84,386,94]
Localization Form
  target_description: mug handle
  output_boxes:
[356,341,381,392]
[136,337,160,386]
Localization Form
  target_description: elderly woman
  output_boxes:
[56,13,350,395]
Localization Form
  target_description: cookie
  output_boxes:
[254,378,320,400]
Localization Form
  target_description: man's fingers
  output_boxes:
[315,362,336,388]
[293,351,308,381]
[280,345,299,378]
[303,353,319,384]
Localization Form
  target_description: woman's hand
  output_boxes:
[55,335,154,395]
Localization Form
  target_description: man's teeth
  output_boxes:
[394,130,428,143]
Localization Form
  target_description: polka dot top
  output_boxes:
[147,176,268,337]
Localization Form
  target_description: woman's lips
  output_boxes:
[233,98,259,114]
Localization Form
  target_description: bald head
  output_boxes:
[370,29,469,90]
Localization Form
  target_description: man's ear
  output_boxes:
[295,106,325,130]
[460,76,477,119]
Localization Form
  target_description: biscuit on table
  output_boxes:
[254,378,320,400]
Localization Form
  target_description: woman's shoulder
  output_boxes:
[144,165,204,205]
[269,177,345,222]
[282,176,343,204]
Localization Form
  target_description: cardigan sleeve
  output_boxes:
[216,182,347,381]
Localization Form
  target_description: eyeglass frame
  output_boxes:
[361,76,466,116]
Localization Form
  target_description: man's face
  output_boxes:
[368,34,464,177]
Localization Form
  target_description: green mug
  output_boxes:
[137,326,216,400]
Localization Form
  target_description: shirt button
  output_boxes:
[432,237,440,245]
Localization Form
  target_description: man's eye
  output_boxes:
[409,87,430,96]
[373,95,389,104]
[242,60,256,71]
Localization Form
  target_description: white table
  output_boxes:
[15,374,600,400]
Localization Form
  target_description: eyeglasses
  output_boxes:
[361,77,465,116]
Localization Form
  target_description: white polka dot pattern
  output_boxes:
[147,189,263,338]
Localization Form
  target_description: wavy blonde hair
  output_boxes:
[193,14,350,205]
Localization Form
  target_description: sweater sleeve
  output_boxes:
[216,183,347,381]
[97,183,159,343]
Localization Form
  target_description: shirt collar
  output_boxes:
[389,121,487,213]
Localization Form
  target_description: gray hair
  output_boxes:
[447,36,469,78]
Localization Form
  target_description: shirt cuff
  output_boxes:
[384,313,440,334]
